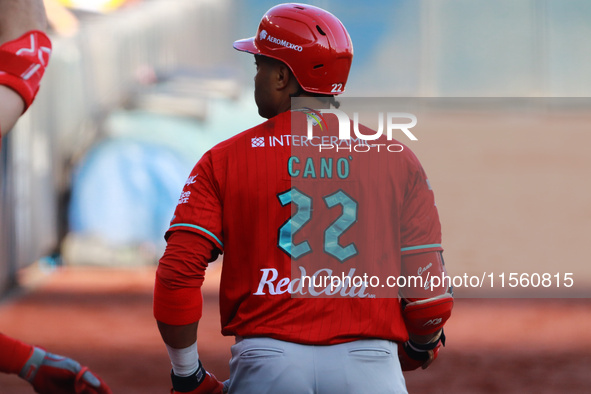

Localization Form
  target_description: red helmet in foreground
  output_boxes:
[233,3,353,95]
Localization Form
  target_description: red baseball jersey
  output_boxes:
[167,110,442,345]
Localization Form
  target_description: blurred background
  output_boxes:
[1,0,590,393]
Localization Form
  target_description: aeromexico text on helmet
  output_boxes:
[260,29,303,52]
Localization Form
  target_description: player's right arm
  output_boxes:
[397,153,454,370]
[0,0,52,136]
[399,251,453,370]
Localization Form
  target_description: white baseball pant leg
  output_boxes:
[226,337,408,394]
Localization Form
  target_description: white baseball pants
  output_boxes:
[226,337,408,394]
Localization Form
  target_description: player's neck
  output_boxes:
[289,95,332,112]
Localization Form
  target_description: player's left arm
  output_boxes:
[154,231,225,394]
[154,151,226,393]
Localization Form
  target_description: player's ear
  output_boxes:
[273,62,293,91]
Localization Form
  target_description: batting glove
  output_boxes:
[170,361,224,394]
[398,329,446,371]
[19,346,112,394]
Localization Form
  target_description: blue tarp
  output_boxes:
[68,93,262,250]
[69,137,187,249]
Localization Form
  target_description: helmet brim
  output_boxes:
[233,37,260,55]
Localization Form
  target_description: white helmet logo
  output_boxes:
[259,30,268,40]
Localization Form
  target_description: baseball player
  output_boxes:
[0,1,111,393]
[154,3,453,393]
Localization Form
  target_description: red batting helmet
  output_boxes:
[233,3,353,95]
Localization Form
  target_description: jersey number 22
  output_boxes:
[277,187,358,262]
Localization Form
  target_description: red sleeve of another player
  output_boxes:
[0,333,33,375]
[0,31,52,111]
[400,156,443,256]
[167,150,224,251]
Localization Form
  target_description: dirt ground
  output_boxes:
[1,264,590,394]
